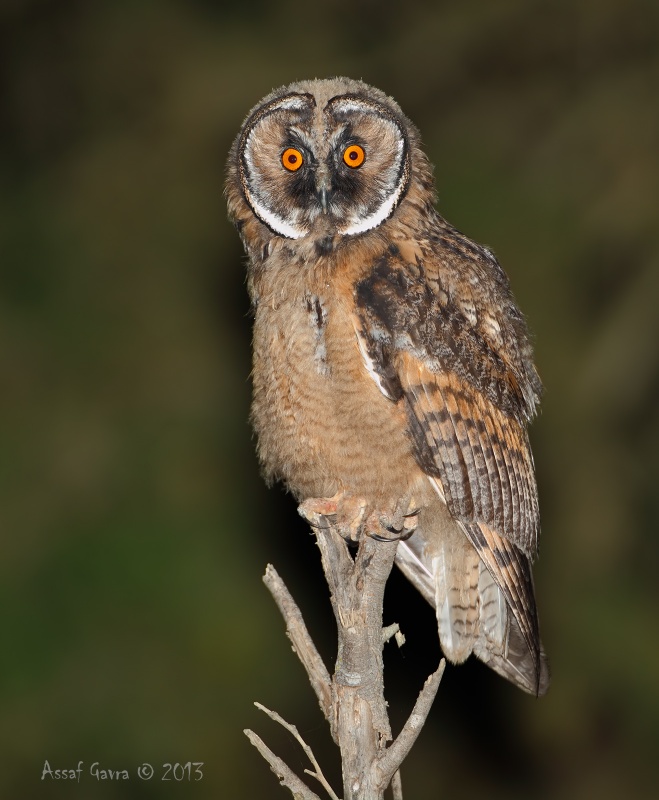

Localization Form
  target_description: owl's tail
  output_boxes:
[394,505,549,696]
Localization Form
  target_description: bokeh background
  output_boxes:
[1,0,658,797]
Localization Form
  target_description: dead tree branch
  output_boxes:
[253,703,340,800]
[374,660,445,789]
[244,728,323,800]
[247,513,444,799]
[263,564,332,721]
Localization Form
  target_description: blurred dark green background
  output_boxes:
[1,0,658,797]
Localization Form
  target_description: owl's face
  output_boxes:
[229,78,423,243]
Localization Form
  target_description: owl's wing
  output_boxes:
[353,239,545,689]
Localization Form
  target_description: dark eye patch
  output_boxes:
[288,168,316,202]
[279,135,316,200]
[331,166,362,201]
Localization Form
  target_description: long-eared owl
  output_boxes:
[226,77,549,695]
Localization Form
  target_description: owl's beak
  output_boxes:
[316,173,332,213]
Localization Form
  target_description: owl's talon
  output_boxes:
[370,531,395,542]
[301,513,336,530]
[380,519,403,534]
[370,494,420,541]
[369,527,416,543]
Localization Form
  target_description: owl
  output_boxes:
[226,78,549,695]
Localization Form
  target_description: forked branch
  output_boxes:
[247,517,444,799]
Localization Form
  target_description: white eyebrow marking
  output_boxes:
[328,97,386,116]
[271,95,312,112]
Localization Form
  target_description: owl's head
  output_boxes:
[226,78,434,248]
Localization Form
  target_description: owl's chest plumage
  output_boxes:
[250,252,420,504]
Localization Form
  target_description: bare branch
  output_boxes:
[251,507,443,798]
[315,528,400,796]
[244,729,321,800]
[263,564,332,721]
[391,769,403,800]
[374,659,446,786]
[382,622,400,645]
[254,702,340,800]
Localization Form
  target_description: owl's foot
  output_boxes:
[368,495,420,542]
[298,493,367,542]
[299,493,419,543]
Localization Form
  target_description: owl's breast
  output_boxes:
[250,280,418,504]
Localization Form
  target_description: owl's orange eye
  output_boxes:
[343,144,365,168]
[282,147,304,171]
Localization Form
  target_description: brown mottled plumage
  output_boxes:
[226,77,549,695]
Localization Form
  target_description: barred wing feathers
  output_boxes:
[354,237,548,694]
